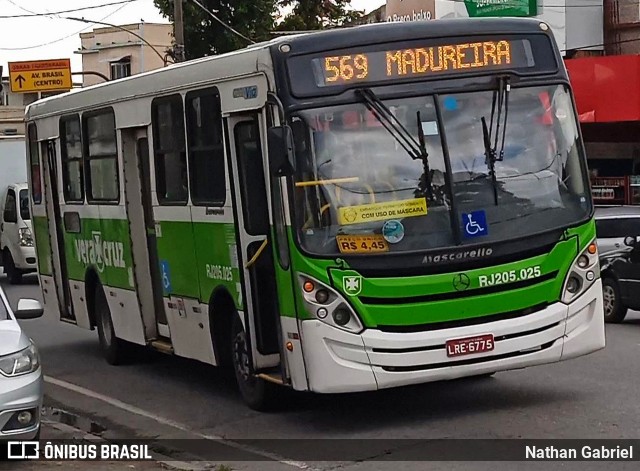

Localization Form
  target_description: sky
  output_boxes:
[0,0,386,74]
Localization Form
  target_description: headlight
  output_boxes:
[0,344,40,377]
[297,274,364,334]
[19,227,33,247]
[562,239,599,304]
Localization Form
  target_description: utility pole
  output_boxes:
[173,0,186,62]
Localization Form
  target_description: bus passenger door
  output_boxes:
[41,140,74,321]
[227,113,282,371]
[121,127,167,341]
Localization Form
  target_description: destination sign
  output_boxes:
[284,34,561,96]
[312,39,534,87]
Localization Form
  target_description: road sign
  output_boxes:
[8,59,72,93]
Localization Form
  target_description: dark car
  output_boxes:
[594,206,640,322]
[599,235,640,323]
[595,206,640,255]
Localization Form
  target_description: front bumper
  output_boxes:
[0,368,43,439]
[13,246,37,271]
[300,280,605,393]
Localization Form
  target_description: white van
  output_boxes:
[0,183,36,284]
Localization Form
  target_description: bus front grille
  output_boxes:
[359,272,558,306]
[376,302,550,333]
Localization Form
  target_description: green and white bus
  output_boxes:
[26,18,605,410]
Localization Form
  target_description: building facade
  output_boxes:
[76,22,173,87]
[382,0,604,56]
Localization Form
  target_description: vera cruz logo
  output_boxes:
[74,231,126,273]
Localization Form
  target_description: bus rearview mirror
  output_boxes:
[268,126,295,177]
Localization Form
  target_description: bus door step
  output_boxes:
[150,340,174,355]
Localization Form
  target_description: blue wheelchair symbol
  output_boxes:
[160,261,172,294]
[462,210,489,238]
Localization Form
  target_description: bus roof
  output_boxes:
[26,17,552,120]
[276,17,550,55]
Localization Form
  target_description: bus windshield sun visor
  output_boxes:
[481,75,511,206]
[355,88,434,201]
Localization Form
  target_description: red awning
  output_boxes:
[566,55,640,123]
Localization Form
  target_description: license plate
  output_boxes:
[446,334,495,357]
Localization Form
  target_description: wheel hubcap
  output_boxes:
[603,285,615,317]
[233,330,251,382]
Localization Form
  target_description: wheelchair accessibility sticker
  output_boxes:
[462,210,488,238]
[160,260,172,294]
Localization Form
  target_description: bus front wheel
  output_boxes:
[231,315,277,411]
[95,284,132,365]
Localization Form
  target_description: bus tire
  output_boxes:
[602,276,627,323]
[3,250,23,285]
[95,283,132,365]
[231,314,277,411]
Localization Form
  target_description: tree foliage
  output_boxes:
[154,0,277,60]
[154,0,363,60]
[277,0,363,31]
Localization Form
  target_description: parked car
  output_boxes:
[0,182,37,284]
[594,206,640,323]
[594,206,640,255]
[0,285,43,439]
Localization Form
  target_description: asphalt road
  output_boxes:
[3,273,640,470]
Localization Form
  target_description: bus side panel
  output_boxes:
[153,217,200,299]
[98,206,146,346]
[61,213,145,344]
[193,221,242,309]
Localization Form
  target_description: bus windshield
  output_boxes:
[292,83,591,256]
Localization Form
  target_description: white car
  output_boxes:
[0,183,37,284]
[0,286,43,440]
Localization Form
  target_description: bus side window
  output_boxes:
[235,119,269,235]
[83,109,119,203]
[60,114,84,203]
[27,123,42,205]
[152,95,188,204]
[185,88,225,206]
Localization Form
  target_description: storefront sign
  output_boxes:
[463,0,538,17]
[386,0,435,22]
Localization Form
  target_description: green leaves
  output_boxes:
[153,0,364,60]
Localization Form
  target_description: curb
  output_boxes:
[42,420,218,471]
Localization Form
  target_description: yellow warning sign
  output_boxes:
[338,198,428,225]
[336,234,389,254]
[9,59,72,93]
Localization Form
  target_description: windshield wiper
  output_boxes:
[355,88,434,200]
[482,76,511,206]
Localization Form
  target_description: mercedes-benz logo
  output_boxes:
[453,273,471,291]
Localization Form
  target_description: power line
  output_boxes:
[65,16,168,65]
[0,0,139,19]
[189,0,255,44]
[5,0,39,16]
[563,36,640,52]
[0,2,132,51]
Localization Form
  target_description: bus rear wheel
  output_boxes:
[95,283,133,365]
[231,315,277,411]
